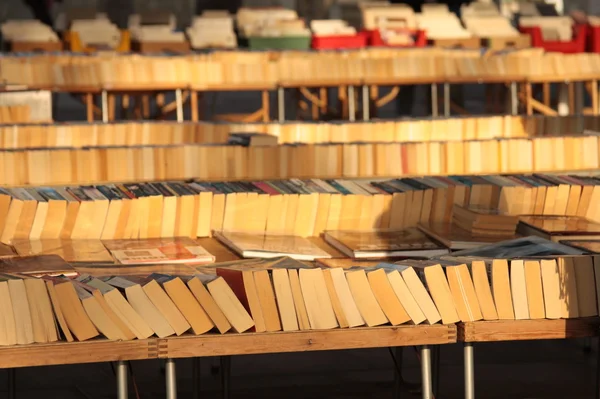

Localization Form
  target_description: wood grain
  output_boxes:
[0,339,158,369]
[458,318,600,343]
[164,325,457,359]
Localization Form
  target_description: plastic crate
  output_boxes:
[248,36,311,50]
[519,24,587,53]
[362,29,427,48]
[587,25,600,53]
[311,33,367,50]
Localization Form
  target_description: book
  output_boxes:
[518,216,600,243]
[187,276,233,334]
[215,232,332,261]
[0,255,76,277]
[12,239,113,264]
[418,222,519,250]
[449,236,585,258]
[104,237,215,265]
[323,228,449,259]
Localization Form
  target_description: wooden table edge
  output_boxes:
[457,317,600,343]
[163,324,457,359]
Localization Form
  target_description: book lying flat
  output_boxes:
[214,232,332,261]
[448,236,584,258]
[418,222,519,250]
[103,237,215,265]
[12,239,113,263]
[560,240,600,253]
[323,228,449,259]
[518,215,600,242]
[0,255,76,277]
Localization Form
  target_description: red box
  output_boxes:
[362,29,427,48]
[519,24,587,53]
[311,33,368,50]
[587,25,600,53]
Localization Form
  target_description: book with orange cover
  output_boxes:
[323,228,448,258]
[104,237,215,265]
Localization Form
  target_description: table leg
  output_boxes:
[362,84,370,121]
[574,82,584,116]
[592,80,599,116]
[85,92,94,122]
[443,83,450,117]
[166,358,177,399]
[464,343,475,399]
[262,90,270,122]
[421,345,432,399]
[510,82,518,116]
[221,356,231,399]
[175,89,184,122]
[101,90,108,123]
[348,85,356,121]
[116,361,128,399]
[7,368,15,399]
[525,83,533,116]
[393,347,404,398]
[557,83,569,116]
[190,90,199,122]
[431,84,438,117]
[278,87,285,122]
[193,358,201,399]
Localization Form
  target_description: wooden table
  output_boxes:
[0,324,456,399]
[457,318,600,399]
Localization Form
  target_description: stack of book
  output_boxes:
[310,20,357,37]
[187,12,237,49]
[129,12,186,44]
[416,6,472,39]
[517,215,600,243]
[361,3,418,45]
[0,20,60,44]
[68,15,122,49]
[2,174,600,242]
[453,205,519,237]
[0,244,597,345]
[519,16,573,42]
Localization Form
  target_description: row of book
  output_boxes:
[4,135,599,186]
[1,115,596,149]
[1,49,597,88]
[1,174,600,243]
[0,252,597,345]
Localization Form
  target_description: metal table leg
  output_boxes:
[464,343,475,399]
[101,90,108,123]
[443,83,450,117]
[362,84,370,121]
[166,358,177,399]
[510,82,518,115]
[421,345,432,399]
[557,83,569,116]
[431,84,438,117]
[277,87,285,122]
[116,361,128,399]
[348,85,356,121]
[175,89,184,122]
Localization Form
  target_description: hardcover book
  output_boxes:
[323,228,449,258]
